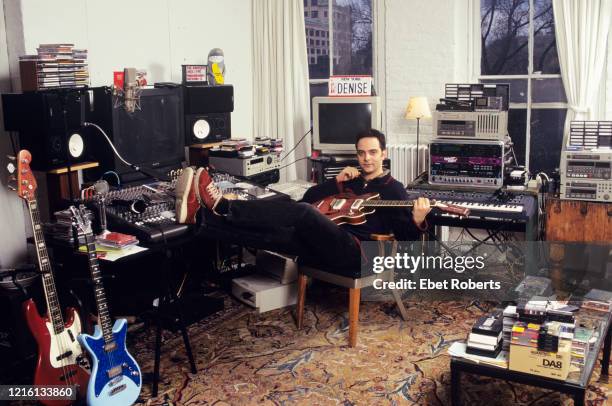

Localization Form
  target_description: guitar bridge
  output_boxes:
[110,384,126,396]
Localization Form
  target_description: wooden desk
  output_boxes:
[188,142,222,167]
[46,161,99,214]
[545,197,612,241]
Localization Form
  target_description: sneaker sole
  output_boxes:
[175,167,195,223]
[194,167,205,206]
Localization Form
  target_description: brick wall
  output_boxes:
[382,0,470,145]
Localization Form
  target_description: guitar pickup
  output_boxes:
[107,365,122,379]
[109,384,126,396]
[104,341,117,352]
[56,350,73,361]
[59,369,77,381]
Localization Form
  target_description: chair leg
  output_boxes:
[348,287,360,347]
[296,273,308,330]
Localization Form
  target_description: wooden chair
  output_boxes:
[295,234,409,347]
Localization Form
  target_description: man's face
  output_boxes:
[356,136,386,176]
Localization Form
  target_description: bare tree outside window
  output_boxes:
[480,0,566,173]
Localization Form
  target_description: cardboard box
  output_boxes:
[509,340,571,380]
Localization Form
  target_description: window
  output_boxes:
[312,10,318,18]
[479,0,566,173]
[304,0,373,83]
[312,0,318,5]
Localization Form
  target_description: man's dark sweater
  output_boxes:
[300,172,425,241]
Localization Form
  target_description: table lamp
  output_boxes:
[404,97,431,180]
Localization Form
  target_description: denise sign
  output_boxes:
[328,76,372,97]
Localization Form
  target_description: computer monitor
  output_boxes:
[312,96,382,154]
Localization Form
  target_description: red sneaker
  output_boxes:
[194,167,222,214]
[175,167,200,224]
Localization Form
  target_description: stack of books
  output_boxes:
[466,311,503,357]
[19,43,89,91]
[582,289,612,312]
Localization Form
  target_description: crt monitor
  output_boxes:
[312,96,381,154]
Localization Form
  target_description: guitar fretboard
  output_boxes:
[27,199,65,335]
[83,233,115,346]
[360,200,417,207]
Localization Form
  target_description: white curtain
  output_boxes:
[553,0,612,141]
[252,0,311,181]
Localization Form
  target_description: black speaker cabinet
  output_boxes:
[2,89,93,170]
[88,86,185,183]
[184,85,233,144]
[186,112,231,143]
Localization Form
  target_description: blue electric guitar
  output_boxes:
[71,206,142,405]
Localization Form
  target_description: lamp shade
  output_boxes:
[404,97,431,120]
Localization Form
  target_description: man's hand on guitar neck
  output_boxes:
[336,166,360,183]
[412,197,431,229]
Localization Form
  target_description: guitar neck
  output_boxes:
[361,200,420,207]
[26,199,65,334]
[82,233,115,345]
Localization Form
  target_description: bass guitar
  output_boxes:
[70,206,142,405]
[313,193,470,226]
[9,150,90,405]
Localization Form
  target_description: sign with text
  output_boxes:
[182,64,207,85]
[328,76,372,97]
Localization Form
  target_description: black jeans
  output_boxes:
[225,199,361,269]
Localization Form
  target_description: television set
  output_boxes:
[312,96,382,154]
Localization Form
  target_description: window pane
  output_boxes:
[305,1,330,79]
[481,0,529,75]
[531,77,566,103]
[481,79,528,103]
[533,0,560,74]
[529,108,566,173]
[332,0,372,75]
[308,82,329,122]
[508,109,527,166]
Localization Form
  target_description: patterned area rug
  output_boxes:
[131,289,611,405]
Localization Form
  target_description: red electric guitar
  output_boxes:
[313,193,470,225]
[9,150,89,405]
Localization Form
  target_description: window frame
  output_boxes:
[472,0,568,171]
[306,0,375,85]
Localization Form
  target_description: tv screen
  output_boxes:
[318,103,372,145]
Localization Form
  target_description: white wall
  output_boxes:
[9,0,253,138]
[381,0,470,145]
[0,0,28,267]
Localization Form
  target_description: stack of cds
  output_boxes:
[582,289,612,312]
[96,232,139,249]
[571,327,594,368]
[502,305,518,352]
[19,43,89,91]
[44,207,94,244]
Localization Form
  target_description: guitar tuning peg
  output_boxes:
[6,162,16,174]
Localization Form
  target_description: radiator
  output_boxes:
[387,143,429,186]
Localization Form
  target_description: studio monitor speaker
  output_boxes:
[184,85,233,144]
[1,89,93,170]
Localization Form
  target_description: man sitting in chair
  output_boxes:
[175,128,431,270]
